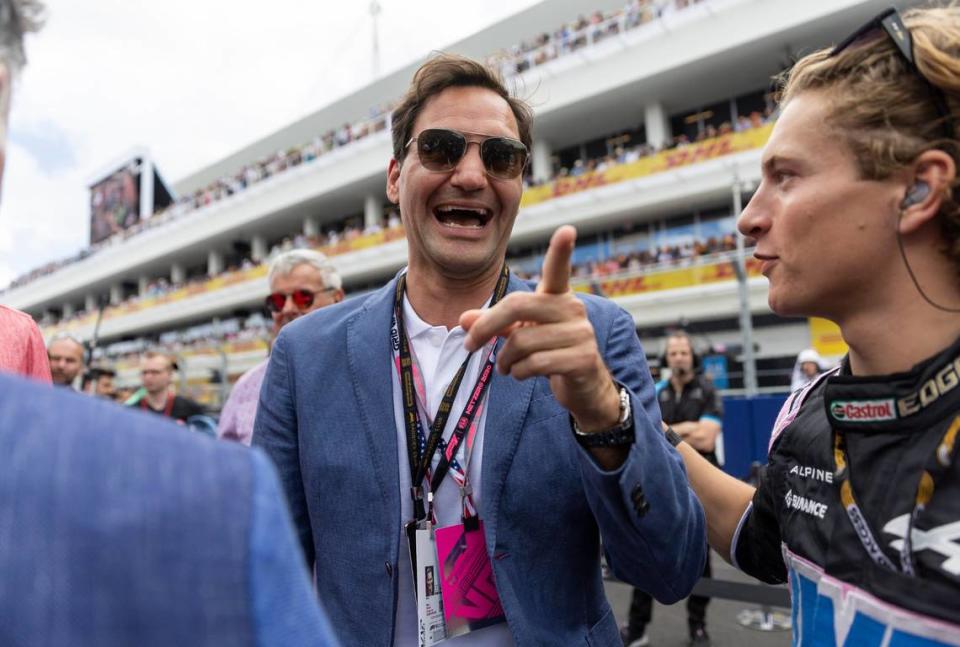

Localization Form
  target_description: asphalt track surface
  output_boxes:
[604,552,792,647]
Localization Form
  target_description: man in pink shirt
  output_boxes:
[0,4,49,383]
[0,304,51,382]
[217,249,343,445]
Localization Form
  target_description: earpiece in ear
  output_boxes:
[901,181,931,208]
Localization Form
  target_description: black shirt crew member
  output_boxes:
[658,374,724,465]
[624,331,722,647]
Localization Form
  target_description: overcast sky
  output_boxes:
[0,0,540,289]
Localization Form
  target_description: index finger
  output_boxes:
[538,225,576,295]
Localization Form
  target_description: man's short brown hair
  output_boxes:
[142,351,176,371]
[390,53,534,164]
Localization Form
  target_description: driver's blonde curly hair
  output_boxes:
[779,6,960,271]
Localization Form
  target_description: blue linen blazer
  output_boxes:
[0,373,337,647]
[254,273,706,646]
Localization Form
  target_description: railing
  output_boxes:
[489,0,714,80]
[570,248,761,297]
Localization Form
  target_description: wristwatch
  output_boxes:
[571,384,634,447]
[664,426,683,447]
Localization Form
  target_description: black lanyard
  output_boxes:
[832,415,960,574]
[394,266,510,521]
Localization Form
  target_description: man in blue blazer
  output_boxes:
[254,53,705,646]
[0,373,339,646]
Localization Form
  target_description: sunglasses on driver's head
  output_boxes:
[831,7,955,140]
[405,128,529,180]
[264,288,332,313]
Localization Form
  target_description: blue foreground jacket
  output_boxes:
[0,373,337,647]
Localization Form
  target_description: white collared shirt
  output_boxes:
[391,294,514,647]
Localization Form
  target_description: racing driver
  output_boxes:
[664,6,960,645]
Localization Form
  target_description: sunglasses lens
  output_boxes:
[417,129,466,171]
[291,289,315,309]
[482,138,528,179]
[265,293,285,312]
[265,290,315,312]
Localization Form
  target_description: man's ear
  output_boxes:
[386,158,401,204]
[899,149,957,234]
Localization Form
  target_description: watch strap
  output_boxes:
[664,426,683,447]
[571,384,635,447]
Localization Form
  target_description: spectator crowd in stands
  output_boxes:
[3,103,397,293]
[34,95,773,331]
[514,232,741,282]
[534,106,773,188]
[3,0,716,296]
[37,207,402,330]
[486,0,706,78]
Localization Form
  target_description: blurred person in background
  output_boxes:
[114,385,134,404]
[623,330,722,647]
[47,333,85,388]
[0,303,50,381]
[128,351,205,424]
[85,365,116,399]
[217,249,343,445]
[667,6,960,643]
[789,347,824,391]
[0,2,338,644]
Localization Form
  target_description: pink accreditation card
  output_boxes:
[434,520,505,638]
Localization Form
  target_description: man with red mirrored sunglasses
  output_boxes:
[217,249,343,445]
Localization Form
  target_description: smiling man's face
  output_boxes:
[387,85,523,283]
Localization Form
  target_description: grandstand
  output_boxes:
[0,0,893,408]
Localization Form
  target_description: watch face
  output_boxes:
[570,385,635,446]
[618,386,631,425]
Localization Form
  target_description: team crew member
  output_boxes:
[255,54,705,646]
[85,365,116,399]
[669,7,960,644]
[217,249,343,445]
[624,331,722,647]
[47,333,85,388]
[132,351,205,424]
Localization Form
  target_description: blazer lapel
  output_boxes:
[481,274,536,536]
[346,277,401,525]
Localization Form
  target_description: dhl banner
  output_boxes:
[809,317,848,358]
[521,124,773,209]
[572,257,763,298]
[40,228,407,338]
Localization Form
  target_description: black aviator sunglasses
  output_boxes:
[405,128,529,180]
[831,7,955,140]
